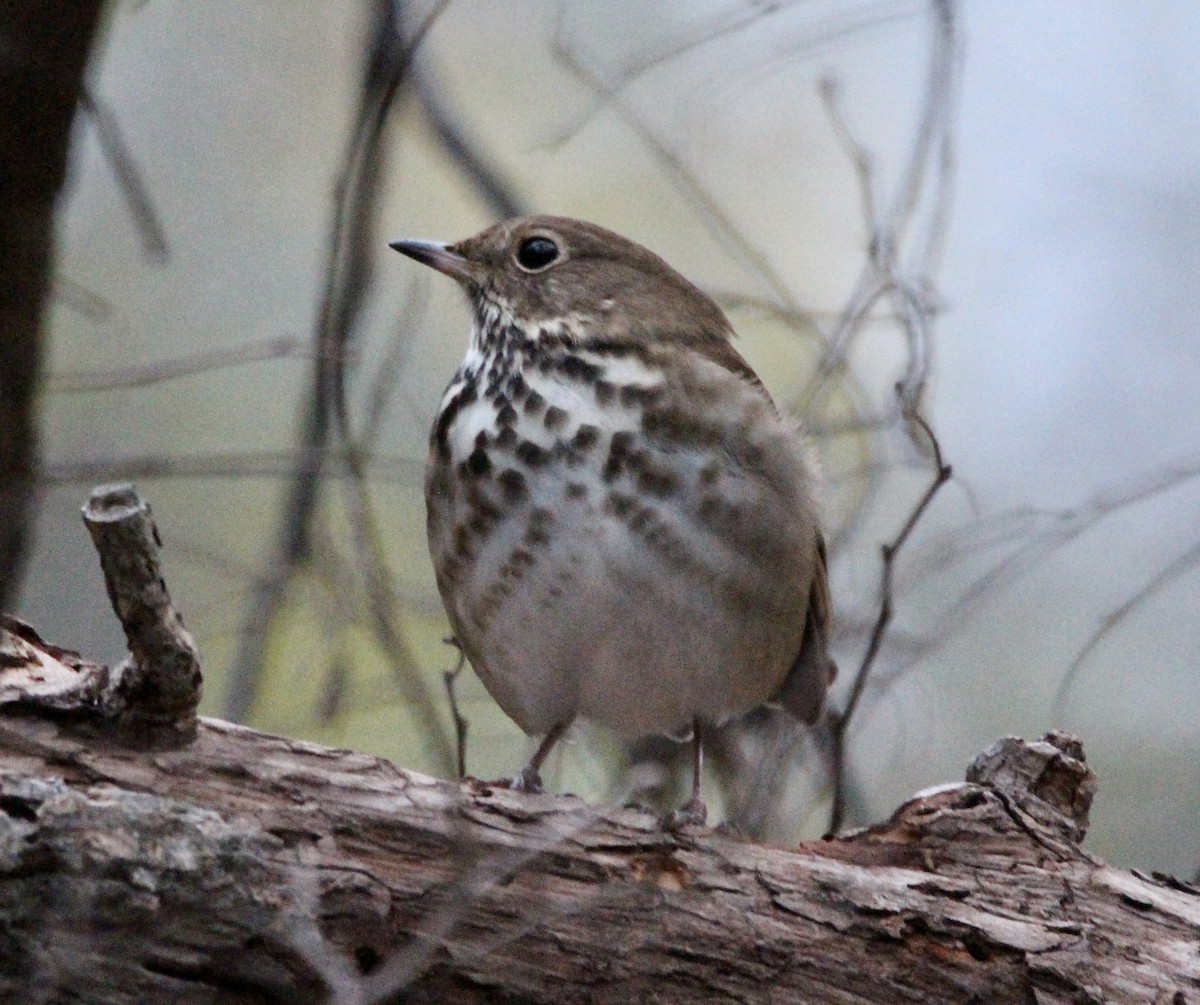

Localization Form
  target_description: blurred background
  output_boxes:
[12,0,1199,874]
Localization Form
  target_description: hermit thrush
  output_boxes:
[391,216,834,826]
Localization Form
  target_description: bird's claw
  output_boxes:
[662,797,707,831]
[510,765,545,794]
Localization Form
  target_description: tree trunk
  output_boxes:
[0,2,106,607]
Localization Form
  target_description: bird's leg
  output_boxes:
[664,719,708,830]
[511,720,570,794]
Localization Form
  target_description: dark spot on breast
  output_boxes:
[604,491,635,519]
[433,380,478,460]
[627,504,653,533]
[516,440,550,467]
[525,507,554,546]
[453,524,475,560]
[484,370,506,399]
[495,426,518,449]
[462,447,492,476]
[559,354,603,384]
[572,424,601,451]
[619,384,660,408]
[594,380,616,405]
[602,491,693,570]
[437,555,461,587]
[474,430,491,448]
[564,481,588,500]
[426,464,452,501]
[583,339,640,358]
[497,468,527,503]
[641,407,721,448]
[497,403,518,426]
[637,466,679,497]
[603,431,635,482]
[698,459,722,485]
[698,494,741,531]
[465,485,503,526]
[543,405,568,430]
[506,372,529,401]
[524,389,546,415]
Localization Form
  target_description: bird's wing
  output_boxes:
[777,532,837,724]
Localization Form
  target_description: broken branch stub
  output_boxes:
[81,483,201,743]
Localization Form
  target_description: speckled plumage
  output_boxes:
[393,216,835,818]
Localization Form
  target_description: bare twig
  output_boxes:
[1052,536,1200,722]
[226,0,449,742]
[820,76,880,238]
[42,450,425,487]
[78,86,169,264]
[550,36,817,326]
[413,66,527,219]
[800,0,959,423]
[356,280,427,446]
[828,404,952,834]
[922,459,1200,653]
[51,275,112,322]
[442,638,469,779]
[48,334,309,393]
[552,1,925,146]
[339,54,532,727]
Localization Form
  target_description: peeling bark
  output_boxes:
[0,712,1196,1004]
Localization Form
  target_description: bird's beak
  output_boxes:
[389,238,479,284]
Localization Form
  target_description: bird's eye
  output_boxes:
[515,236,560,272]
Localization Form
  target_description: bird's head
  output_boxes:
[390,215,733,346]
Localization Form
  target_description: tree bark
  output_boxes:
[0,2,106,608]
[0,704,1196,1004]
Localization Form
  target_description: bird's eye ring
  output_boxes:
[515,236,560,272]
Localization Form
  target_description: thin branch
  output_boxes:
[799,0,960,418]
[550,37,815,325]
[1052,536,1200,722]
[927,459,1200,643]
[51,275,112,322]
[828,402,952,834]
[78,86,169,265]
[47,334,309,393]
[356,279,427,446]
[42,450,425,487]
[226,0,449,736]
[443,639,469,780]
[551,1,924,145]
[413,66,527,219]
[819,75,880,239]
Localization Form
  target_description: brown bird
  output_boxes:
[391,216,835,826]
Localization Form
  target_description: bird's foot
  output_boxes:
[662,797,707,831]
[509,765,545,794]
